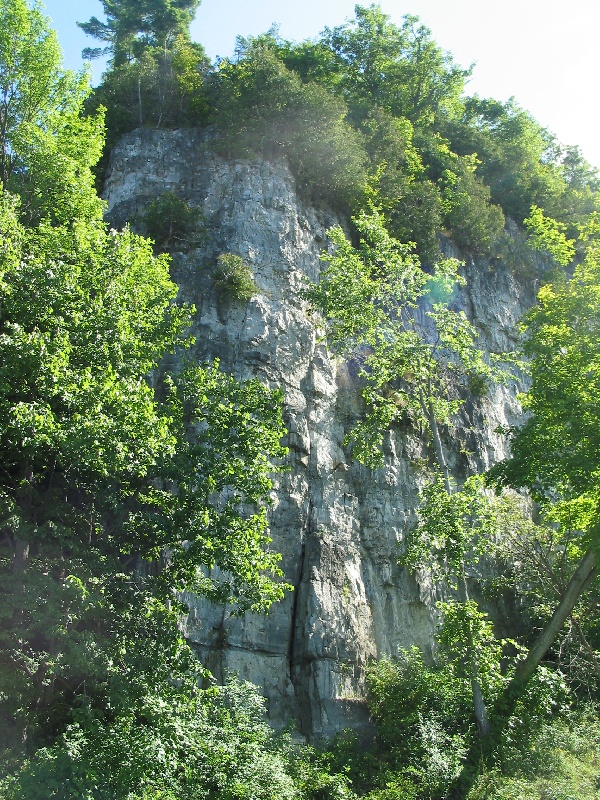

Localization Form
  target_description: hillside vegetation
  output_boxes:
[0,1,599,799]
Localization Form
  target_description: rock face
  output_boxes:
[104,129,533,738]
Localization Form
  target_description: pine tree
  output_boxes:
[78,0,201,66]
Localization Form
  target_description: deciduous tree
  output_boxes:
[308,208,503,737]
[493,209,600,690]
[0,0,288,763]
[0,0,103,223]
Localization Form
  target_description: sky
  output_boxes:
[42,0,600,168]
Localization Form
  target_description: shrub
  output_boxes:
[213,253,257,302]
[0,680,299,800]
[142,191,206,252]
[330,649,473,800]
[467,707,600,800]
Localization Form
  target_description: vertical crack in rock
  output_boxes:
[288,536,308,682]
[288,510,311,736]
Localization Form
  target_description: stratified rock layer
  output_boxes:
[105,129,532,737]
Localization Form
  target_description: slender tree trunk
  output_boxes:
[450,547,597,799]
[11,537,30,745]
[507,547,596,693]
[456,570,491,739]
[423,394,492,738]
[12,537,30,636]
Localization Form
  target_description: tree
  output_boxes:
[442,208,600,797]
[0,0,289,765]
[360,108,444,263]
[0,193,287,748]
[78,0,201,67]
[322,5,470,126]
[308,208,497,472]
[405,475,530,691]
[443,97,569,224]
[211,41,367,209]
[441,154,505,255]
[0,0,104,224]
[308,208,503,738]
[493,209,600,690]
[89,34,210,147]
[80,0,210,152]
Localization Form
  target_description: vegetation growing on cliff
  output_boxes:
[0,2,311,797]
[82,1,599,263]
[306,194,600,796]
[1,0,599,798]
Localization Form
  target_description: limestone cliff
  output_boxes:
[104,128,533,737]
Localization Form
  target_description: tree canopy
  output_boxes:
[0,0,289,774]
[321,6,470,126]
[78,0,201,66]
[0,0,103,223]
[82,1,600,263]
[500,212,600,515]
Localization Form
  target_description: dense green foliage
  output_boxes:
[90,35,209,153]
[486,209,600,711]
[209,40,368,209]
[212,253,257,302]
[468,710,600,800]
[83,1,600,260]
[141,191,206,251]
[78,0,201,66]
[0,2,309,796]
[0,0,104,224]
[1,677,355,800]
[499,213,600,513]
[208,7,596,256]
[307,119,600,799]
[4,0,600,797]
[326,649,582,800]
[442,98,599,230]
[80,0,209,158]
[0,198,289,745]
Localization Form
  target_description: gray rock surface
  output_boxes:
[104,129,533,738]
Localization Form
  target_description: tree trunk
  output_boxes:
[450,547,597,798]
[425,396,491,738]
[457,570,491,739]
[507,547,596,693]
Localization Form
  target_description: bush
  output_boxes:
[0,680,298,800]
[141,191,206,251]
[329,648,575,800]
[287,747,355,800]
[213,253,257,301]
[326,649,472,800]
[211,43,368,209]
[467,707,600,800]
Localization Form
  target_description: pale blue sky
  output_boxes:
[42,0,600,168]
